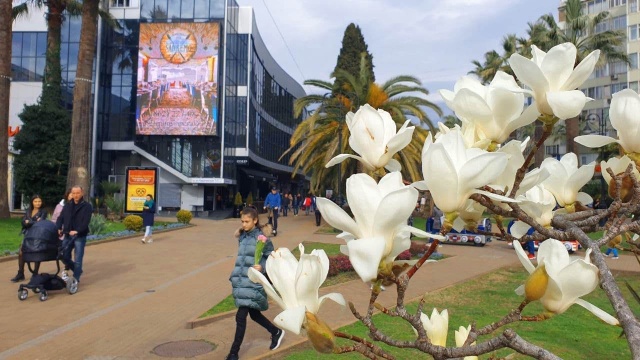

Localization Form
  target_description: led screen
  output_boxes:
[136,23,220,136]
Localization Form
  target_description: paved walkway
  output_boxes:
[0,213,637,360]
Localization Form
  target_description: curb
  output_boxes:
[0,224,195,264]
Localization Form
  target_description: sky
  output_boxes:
[236,0,560,122]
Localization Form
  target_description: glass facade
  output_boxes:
[139,0,224,21]
[10,32,47,82]
[248,42,301,166]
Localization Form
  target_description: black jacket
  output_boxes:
[56,198,93,237]
[21,209,48,234]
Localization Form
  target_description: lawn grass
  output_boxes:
[0,218,26,254]
[0,218,176,254]
[282,267,640,360]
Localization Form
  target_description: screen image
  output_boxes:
[136,23,220,136]
[125,168,158,213]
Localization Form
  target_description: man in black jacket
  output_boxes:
[56,186,93,285]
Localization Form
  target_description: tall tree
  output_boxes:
[0,0,12,217]
[286,55,441,194]
[332,23,375,96]
[540,0,627,159]
[67,0,99,191]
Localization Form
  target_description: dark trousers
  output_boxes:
[268,209,279,230]
[229,306,278,355]
[315,210,321,226]
[283,206,288,217]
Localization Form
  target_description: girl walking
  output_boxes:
[226,207,284,360]
[11,195,47,282]
[141,195,156,244]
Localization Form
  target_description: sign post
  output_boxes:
[125,167,158,213]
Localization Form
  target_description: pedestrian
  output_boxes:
[263,187,280,236]
[312,194,321,226]
[303,194,312,216]
[293,193,301,216]
[282,192,290,217]
[56,186,93,286]
[141,194,156,244]
[51,189,73,276]
[11,195,48,282]
[226,206,284,360]
[605,233,627,260]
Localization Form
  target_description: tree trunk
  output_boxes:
[67,0,99,192]
[565,115,580,160]
[42,1,65,105]
[0,0,13,218]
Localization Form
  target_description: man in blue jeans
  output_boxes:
[56,186,93,287]
[263,187,281,235]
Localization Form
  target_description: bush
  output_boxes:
[327,254,353,277]
[233,192,243,206]
[409,241,429,258]
[104,197,124,218]
[246,192,254,205]
[177,209,193,224]
[123,215,143,231]
[89,214,108,235]
[396,250,412,260]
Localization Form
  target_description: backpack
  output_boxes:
[304,197,311,207]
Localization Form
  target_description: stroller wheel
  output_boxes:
[39,292,48,302]
[67,278,78,294]
[18,289,28,301]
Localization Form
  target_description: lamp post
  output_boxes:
[586,110,608,206]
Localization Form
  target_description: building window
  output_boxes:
[631,0,638,11]
[610,61,627,75]
[611,15,627,30]
[10,32,47,82]
[611,82,628,94]
[629,81,639,93]
[110,0,130,7]
[631,53,639,69]
[609,0,627,7]
[630,24,638,40]
[546,145,560,157]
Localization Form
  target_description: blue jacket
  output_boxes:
[229,225,274,310]
[264,192,281,209]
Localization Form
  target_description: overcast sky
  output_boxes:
[236,0,560,121]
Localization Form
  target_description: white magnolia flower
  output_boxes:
[541,153,595,208]
[439,72,539,144]
[454,325,478,360]
[511,185,556,239]
[419,308,449,346]
[434,122,490,150]
[601,155,640,185]
[326,104,414,172]
[492,138,529,194]
[453,199,486,232]
[416,129,514,214]
[575,89,640,154]
[316,172,442,282]
[509,43,599,120]
[513,240,619,325]
[248,244,346,335]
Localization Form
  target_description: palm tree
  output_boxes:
[0,0,13,217]
[67,0,100,191]
[285,55,441,195]
[539,0,628,158]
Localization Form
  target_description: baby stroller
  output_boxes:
[18,220,78,302]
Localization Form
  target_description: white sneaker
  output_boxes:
[61,270,69,282]
[141,237,147,244]
[147,237,153,243]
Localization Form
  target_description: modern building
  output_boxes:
[550,0,638,163]
[9,0,308,213]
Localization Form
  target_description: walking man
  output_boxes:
[263,187,281,236]
[56,186,93,287]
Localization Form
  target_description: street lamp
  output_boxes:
[585,110,609,206]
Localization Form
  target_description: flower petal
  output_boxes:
[296,252,324,313]
[273,307,306,335]
[508,53,550,96]
[540,43,577,91]
[384,158,402,172]
[318,292,346,310]
[346,237,387,282]
[574,135,619,149]
[563,50,600,91]
[574,299,620,325]
[248,267,286,310]
[513,240,535,273]
[325,154,370,169]
[267,248,301,308]
[546,90,591,120]
[316,197,361,239]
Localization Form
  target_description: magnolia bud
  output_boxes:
[524,265,549,301]
[304,311,336,354]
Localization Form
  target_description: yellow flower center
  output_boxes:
[524,265,549,302]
